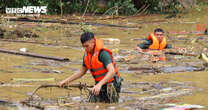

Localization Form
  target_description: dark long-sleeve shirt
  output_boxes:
[137,39,172,49]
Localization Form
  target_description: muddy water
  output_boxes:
[0,6,208,110]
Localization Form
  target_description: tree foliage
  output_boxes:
[0,0,206,15]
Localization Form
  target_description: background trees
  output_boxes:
[0,0,206,15]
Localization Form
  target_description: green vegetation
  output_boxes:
[0,0,207,15]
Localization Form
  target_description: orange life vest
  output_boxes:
[147,33,167,50]
[84,38,120,83]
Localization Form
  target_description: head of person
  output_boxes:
[80,32,95,53]
[154,28,164,39]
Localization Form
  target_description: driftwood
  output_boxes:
[130,38,146,41]
[0,39,47,45]
[12,78,55,82]
[7,18,138,29]
[0,100,14,106]
[164,51,198,57]
[168,31,205,35]
[130,49,198,57]
[0,48,70,62]
[0,39,81,50]
[21,101,44,110]
[138,20,168,24]
[0,84,35,87]
[139,50,198,57]
[29,83,93,99]
[21,83,92,110]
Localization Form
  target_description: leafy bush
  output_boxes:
[106,0,137,15]
[141,0,180,14]
[0,0,206,15]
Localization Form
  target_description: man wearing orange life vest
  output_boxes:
[59,32,122,103]
[136,28,172,61]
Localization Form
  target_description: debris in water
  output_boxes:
[12,78,55,82]
[127,66,204,74]
[162,103,205,110]
[19,48,27,52]
[0,48,70,62]
[101,38,120,45]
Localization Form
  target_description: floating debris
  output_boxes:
[4,29,39,39]
[7,18,139,29]
[0,48,70,62]
[162,103,205,110]
[127,66,204,74]
[0,69,13,73]
[13,65,64,74]
[27,60,70,67]
[120,81,201,110]
[159,66,204,73]
[12,78,55,82]
[101,38,120,45]
[138,89,192,101]
[0,84,34,87]
[0,100,16,107]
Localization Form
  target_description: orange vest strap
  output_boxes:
[94,72,119,83]
[90,63,116,72]
[90,66,105,72]
[93,72,107,79]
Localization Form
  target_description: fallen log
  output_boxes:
[0,39,47,45]
[0,39,82,50]
[0,100,15,107]
[131,49,199,57]
[167,31,205,35]
[0,48,70,62]
[138,20,168,24]
[7,18,138,29]
[164,51,198,57]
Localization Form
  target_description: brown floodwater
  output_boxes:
[0,6,207,110]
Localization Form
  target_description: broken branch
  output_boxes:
[0,48,70,62]
[29,83,93,100]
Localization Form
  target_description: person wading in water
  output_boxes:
[59,32,123,103]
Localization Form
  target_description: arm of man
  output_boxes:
[91,63,115,95]
[165,44,172,49]
[59,66,88,87]
[136,46,143,52]
[137,40,152,49]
